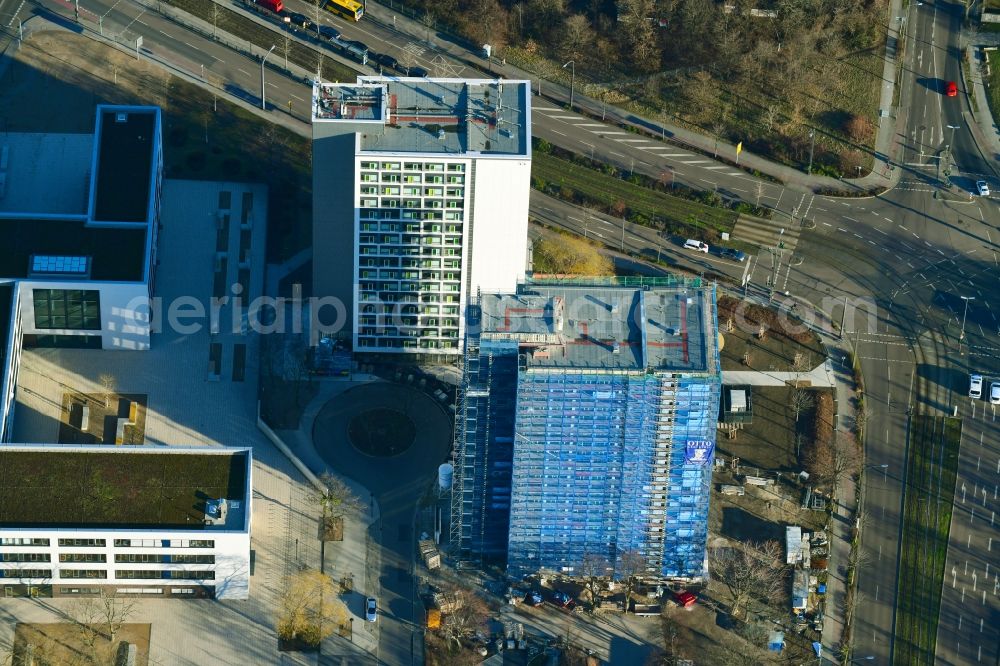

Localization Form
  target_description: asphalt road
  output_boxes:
[18,0,1000,662]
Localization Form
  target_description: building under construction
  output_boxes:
[451,277,722,580]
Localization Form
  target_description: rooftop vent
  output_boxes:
[115,112,128,123]
[204,498,229,526]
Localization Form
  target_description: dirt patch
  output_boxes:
[717,386,833,473]
[0,31,311,262]
[717,295,826,372]
[14,622,151,666]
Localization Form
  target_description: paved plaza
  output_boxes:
[1,180,374,664]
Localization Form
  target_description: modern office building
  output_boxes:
[311,76,531,356]
[0,105,162,441]
[451,278,722,580]
[0,445,252,600]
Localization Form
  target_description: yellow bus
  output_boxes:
[326,0,364,21]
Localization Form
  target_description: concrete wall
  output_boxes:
[0,284,22,442]
[467,158,531,295]
[311,130,358,338]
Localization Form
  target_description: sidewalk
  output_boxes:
[965,43,1000,174]
[719,285,859,662]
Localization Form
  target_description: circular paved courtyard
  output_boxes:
[312,382,452,498]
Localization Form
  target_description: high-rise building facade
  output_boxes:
[311,77,531,355]
[452,278,721,580]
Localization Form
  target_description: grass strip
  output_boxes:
[893,415,961,665]
[531,151,738,242]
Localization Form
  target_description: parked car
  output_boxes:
[549,591,575,609]
[719,247,747,262]
[673,590,697,607]
[970,374,983,399]
[286,12,312,29]
[945,80,958,97]
[366,597,377,622]
[407,66,429,77]
[371,52,400,72]
[524,590,544,606]
[977,180,990,196]
[991,382,1000,405]
[318,25,340,41]
[683,239,709,253]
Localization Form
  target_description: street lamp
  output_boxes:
[261,44,276,110]
[867,463,888,482]
[946,124,960,151]
[959,295,974,341]
[562,60,575,110]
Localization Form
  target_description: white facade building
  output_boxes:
[0,445,252,600]
[312,77,531,355]
[0,105,161,440]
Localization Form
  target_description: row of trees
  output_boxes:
[403,0,885,169]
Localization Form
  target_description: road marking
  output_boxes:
[290,93,305,102]
[705,166,728,170]
[844,216,859,223]
[610,151,625,158]
[548,115,580,119]
[681,160,712,164]
[575,123,606,127]
[551,129,566,137]
[874,227,888,235]
[237,68,251,76]
[838,228,848,233]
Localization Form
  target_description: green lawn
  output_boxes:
[894,416,961,665]
[532,152,738,242]
[0,450,247,528]
[986,50,1000,121]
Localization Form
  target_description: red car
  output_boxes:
[674,590,697,607]
[945,81,958,97]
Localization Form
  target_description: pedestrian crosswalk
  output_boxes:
[731,215,801,251]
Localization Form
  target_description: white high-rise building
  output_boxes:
[311,76,532,356]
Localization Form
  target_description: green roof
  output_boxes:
[0,448,248,530]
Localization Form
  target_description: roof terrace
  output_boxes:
[313,77,530,156]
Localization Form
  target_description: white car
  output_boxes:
[991,382,1000,405]
[970,374,983,399]
[366,597,377,622]
[683,239,709,253]
[977,180,990,196]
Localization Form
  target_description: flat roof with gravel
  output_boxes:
[0,446,250,530]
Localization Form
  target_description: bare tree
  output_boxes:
[69,589,137,663]
[579,552,610,607]
[210,4,221,38]
[830,433,862,498]
[276,569,349,647]
[282,35,292,70]
[98,373,116,408]
[710,540,786,618]
[438,585,490,650]
[311,472,365,530]
[791,387,813,423]
[617,549,646,613]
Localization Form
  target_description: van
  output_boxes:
[684,239,709,253]
[970,374,983,399]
